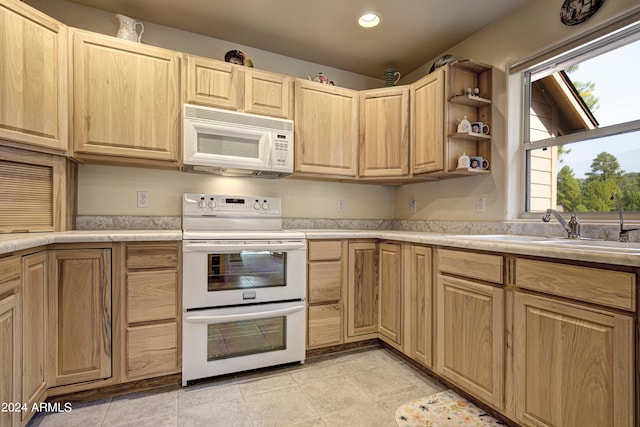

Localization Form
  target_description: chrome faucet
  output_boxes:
[610,192,639,242]
[541,208,580,239]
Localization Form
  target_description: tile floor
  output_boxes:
[28,346,447,427]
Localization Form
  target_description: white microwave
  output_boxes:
[183,104,294,178]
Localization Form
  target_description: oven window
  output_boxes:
[208,252,286,292]
[207,317,286,361]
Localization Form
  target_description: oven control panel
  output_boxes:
[183,193,282,217]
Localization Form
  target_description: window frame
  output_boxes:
[521,20,640,216]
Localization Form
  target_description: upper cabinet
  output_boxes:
[0,0,68,153]
[359,87,409,179]
[184,54,293,119]
[411,68,445,175]
[411,60,493,178]
[294,80,359,177]
[71,29,180,167]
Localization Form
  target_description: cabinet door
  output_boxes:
[378,243,402,345]
[308,304,342,349]
[245,69,292,118]
[0,0,67,152]
[294,80,358,176]
[436,274,504,409]
[184,54,242,110]
[21,252,48,424]
[48,249,111,387]
[411,68,445,174]
[0,294,19,427]
[404,245,433,368]
[72,30,180,164]
[359,87,409,177]
[513,292,634,427]
[347,242,377,338]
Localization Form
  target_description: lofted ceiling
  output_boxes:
[62,0,530,78]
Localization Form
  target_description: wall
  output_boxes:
[26,0,640,222]
[398,0,640,221]
[77,165,395,219]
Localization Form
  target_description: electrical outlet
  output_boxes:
[476,196,486,213]
[409,199,417,213]
[337,199,345,213]
[137,191,149,208]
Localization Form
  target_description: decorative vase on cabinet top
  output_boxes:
[115,14,144,42]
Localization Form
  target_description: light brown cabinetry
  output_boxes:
[0,0,68,153]
[512,258,635,427]
[21,252,48,424]
[359,87,409,178]
[184,54,293,118]
[346,242,378,339]
[47,249,111,388]
[123,242,180,381]
[294,80,359,177]
[403,244,433,368]
[411,60,493,178]
[435,248,504,409]
[378,242,402,347]
[411,68,445,174]
[71,29,180,167]
[307,241,344,349]
[0,256,21,427]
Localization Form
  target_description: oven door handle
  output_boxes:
[184,304,305,324]
[183,241,305,252]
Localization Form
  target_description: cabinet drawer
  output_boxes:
[515,258,636,311]
[126,243,178,269]
[437,248,503,284]
[308,304,342,348]
[126,322,178,380]
[308,261,341,303]
[308,241,342,261]
[127,270,178,323]
[0,256,20,295]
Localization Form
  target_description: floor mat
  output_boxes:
[395,389,504,426]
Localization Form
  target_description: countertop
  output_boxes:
[0,229,639,267]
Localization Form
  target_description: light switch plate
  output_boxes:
[137,191,149,208]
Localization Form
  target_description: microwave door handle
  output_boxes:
[184,304,305,324]
[183,242,305,252]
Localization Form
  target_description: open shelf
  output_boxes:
[450,132,491,141]
[449,95,491,107]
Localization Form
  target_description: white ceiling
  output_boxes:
[63,0,530,78]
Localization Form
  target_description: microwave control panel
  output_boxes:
[272,132,293,171]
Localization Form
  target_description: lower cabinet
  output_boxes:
[435,249,505,410]
[403,244,433,368]
[346,242,378,339]
[123,242,180,381]
[21,252,48,424]
[378,242,402,348]
[307,241,344,349]
[47,249,111,388]
[0,256,21,427]
[513,259,636,427]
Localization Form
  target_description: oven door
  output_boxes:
[183,239,306,308]
[182,300,305,384]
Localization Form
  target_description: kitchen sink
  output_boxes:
[535,239,640,253]
[445,234,555,242]
[446,234,640,253]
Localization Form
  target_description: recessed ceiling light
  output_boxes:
[358,12,381,28]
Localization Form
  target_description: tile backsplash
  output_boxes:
[75,216,639,243]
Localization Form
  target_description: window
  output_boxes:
[523,21,640,214]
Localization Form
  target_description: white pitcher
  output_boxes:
[115,14,144,42]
